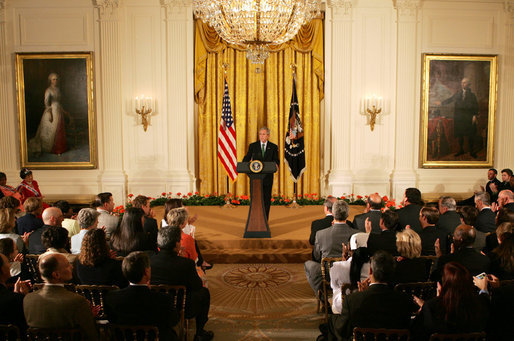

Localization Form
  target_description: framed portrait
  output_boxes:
[420,54,497,168]
[16,52,97,169]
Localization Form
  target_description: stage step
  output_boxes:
[200,247,312,264]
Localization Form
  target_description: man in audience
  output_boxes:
[132,195,158,252]
[23,253,97,340]
[28,207,64,254]
[481,168,502,202]
[497,190,514,212]
[352,193,382,233]
[40,226,76,264]
[418,206,448,256]
[105,251,179,340]
[305,200,357,296]
[71,208,99,254]
[326,251,414,341]
[499,168,513,191]
[151,226,213,341]
[53,200,80,237]
[0,253,30,333]
[309,197,336,247]
[475,192,496,233]
[93,192,119,238]
[436,196,461,235]
[16,197,43,235]
[431,224,490,281]
[397,188,423,233]
[366,210,399,256]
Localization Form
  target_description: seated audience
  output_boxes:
[366,210,399,256]
[397,187,424,233]
[92,192,119,238]
[431,224,490,281]
[151,226,213,341]
[436,196,461,235]
[497,189,514,212]
[309,197,336,247]
[28,206,64,254]
[105,251,179,341]
[0,208,25,253]
[305,200,357,296]
[0,237,24,280]
[485,208,514,254]
[418,206,449,256]
[499,168,513,191]
[110,207,149,257]
[474,192,496,233]
[39,226,77,264]
[132,195,158,252]
[458,206,486,252]
[413,262,490,340]
[460,168,501,205]
[488,228,513,280]
[71,208,100,254]
[75,228,127,287]
[16,197,43,235]
[23,253,97,340]
[394,228,431,283]
[352,193,382,233]
[167,207,198,263]
[0,172,23,202]
[53,200,80,237]
[0,253,30,333]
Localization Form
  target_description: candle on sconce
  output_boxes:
[135,96,140,110]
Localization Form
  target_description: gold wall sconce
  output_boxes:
[363,95,383,131]
[135,95,153,132]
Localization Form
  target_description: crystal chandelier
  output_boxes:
[193,0,321,64]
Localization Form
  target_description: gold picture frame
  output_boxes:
[16,52,97,169]
[420,54,497,168]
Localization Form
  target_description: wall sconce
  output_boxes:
[135,95,153,132]
[363,95,383,131]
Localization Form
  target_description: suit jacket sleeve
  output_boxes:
[74,296,98,341]
[309,221,317,246]
[313,233,322,262]
[242,143,254,162]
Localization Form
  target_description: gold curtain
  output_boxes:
[194,19,324,197]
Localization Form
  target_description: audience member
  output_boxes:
[413,262,489,340]
[110,207,149,257]
[482,168,502,202]
[71,208,99,254]
[75,229,127,287]
[366,210,399,256]
[436,196,461,234]
[39,225,76,264]
[28,207,64,254]
[0,238,24,280]
[488,229,513,280]
[151,226,213,341]
[305,200,357,296]
[497,189,514,212]
[105,251,179,340]
[53,200,80,237]
[484,208,514,254]
[0,196,22,235]
[397,188,424,233]
[352,193,382,233]
[499,168,513,191]
[167,207,198,263]
[16,168,45,205]
[0,253,30,333]
[431,225,490,281]
[458,205,486,252]
[394,228,431,283]
[418,206,448,256]
[92,192,119,238]
[309,197,336,246]
[0,172,23,202]
[23,253,97,340]
[16,197,43,235]
[474,192,496,233]
[132,195,158,252]
[487,275,514,340]
[0,208,25,253]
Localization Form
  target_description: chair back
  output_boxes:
[149,284,187,340]
[428,332,486,341]
[24,254,42,284]
[353,327,410,341]
[318,257,343,321]
[74,285,119,320]
[419,256,438,276]
[394,282,437,302]
[32,283,76,292]
[108,324,159,341]
[0,324,21,341]
[26,327,83,341]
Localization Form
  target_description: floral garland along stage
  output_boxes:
[112,193,401,215]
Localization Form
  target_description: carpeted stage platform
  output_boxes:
[154,205,365,263]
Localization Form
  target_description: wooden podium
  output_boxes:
[236,161,277,238]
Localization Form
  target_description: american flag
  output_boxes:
[218,79,238,181]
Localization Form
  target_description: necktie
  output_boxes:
[261,144,265,157]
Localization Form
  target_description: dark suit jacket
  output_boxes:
[475,208,496,233]
[419,225,449,256]
[105,285,179,341]
[367,229,399,256]
[393,257,431,284]
[430,247,491,281]
[397,204,422,233]
[28,225,51,254]
[75,258,128,288]
[242,141,280,186]
[353,210,381,233]
[309,215,333,245]
[486,178,501,202]
[504,202,514,212]
[0,283,26,332]
[16,213,44,235]
[489,283,514,340]
[143,217,158,252]
[435,211,461,235]
[313,223,357,262]
[331,284,414,340]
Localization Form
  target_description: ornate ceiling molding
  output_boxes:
[162,0,191,19]
[505,0,514,21]
[327,0,353,17]
[0,0,7,23]
[94,0,121,21]
[394,0,421,17]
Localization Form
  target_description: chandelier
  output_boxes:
[193,0,321,64]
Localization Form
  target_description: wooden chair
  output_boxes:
[108,324,159,341]
[74,285,119,320]
[0,324,21,341]
[149,284,187,341]
[32,283,76,292]
[26,327,83,341]
[428,332,486,341]
[24,254,42,284]
[353,327,410,341]
[419,255,438,276]
[317,257,342,316]
[394,281,437,302]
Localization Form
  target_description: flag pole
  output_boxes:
[287,62,302,209]
[221,62,236,209]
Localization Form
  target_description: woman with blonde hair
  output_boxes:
[394,228,431,283]
[0,208,25,253]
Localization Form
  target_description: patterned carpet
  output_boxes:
[204,263,323,341]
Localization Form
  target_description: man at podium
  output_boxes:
[243,126,280,220]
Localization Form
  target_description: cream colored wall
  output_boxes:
[0,0,512,204]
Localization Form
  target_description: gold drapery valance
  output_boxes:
[194,19,324,197]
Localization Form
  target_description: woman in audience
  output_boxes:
[0,172,22,202]
[0,237,24,282]
[16,168,45,205]
[16,197,44,235]
[412,262,490,340]
[75,228,127,288]
[110,207,149,257]
[0,208,25,253]
[167,207,197,262]
[162,198,197,236]
[488,225,513,280]
[39,226,76,264]
[484,208,514,254]
[394,228,431,283]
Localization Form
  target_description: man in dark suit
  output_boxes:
[0,253,30,333]
[326,251,414,341]
[430,224,490,281]
[436,196,461,235]
[151,226,213,341]
[132,195,158,252]
[397,188,423,233]
[474,192,496,233]
[28,207,64,254]
[352,193,382,233]
[367,210,400,256]
[418,206,449,256]
[309,197,336,252]
[482,168,502,202]
[105,251,179,341]
[242,126,280,220]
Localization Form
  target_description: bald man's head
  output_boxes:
[39,253,72,283]
[42,207,64,227]
[453,224,476,248]
[498,190,514,207]
[368,193,383,210]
